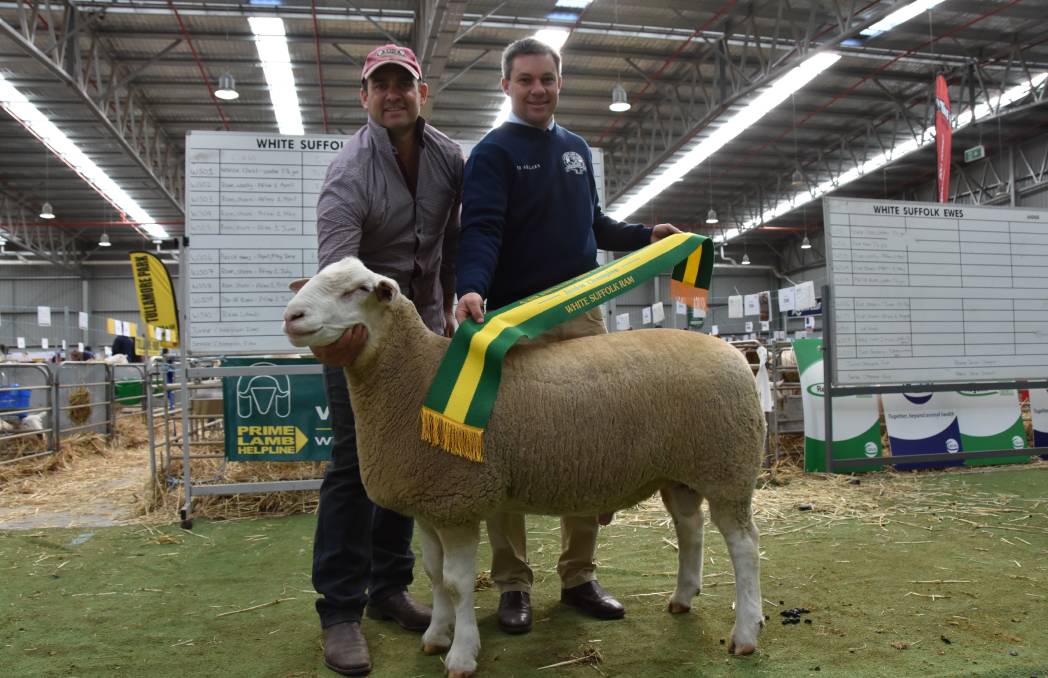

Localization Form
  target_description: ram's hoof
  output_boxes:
[667,601,691,614]
[423,643,449,655]
[728,640,757,656]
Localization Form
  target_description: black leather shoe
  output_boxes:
[323,622,372,676]
[365,591,432,632]
[497,591,533,634]
[560,580,625,620]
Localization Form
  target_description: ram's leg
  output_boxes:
[708,497,763,655]
[435,522,481,678]
[418,521,453,654]
[660,484,705,613]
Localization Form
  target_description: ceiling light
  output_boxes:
[555,0,592,7]
[791,168,804,187]
[609,82,631,112]
[39,201,55,219]
[609,52,841,221]
[215,72,239,100]
[734,71,1048,239]
[860,0,948,39]
[741,252,750,265]
[248,17,304,135]
[534,28,570,51]
[705,208,718,224]
[0,74,169,241]
[99,232,111,247]
[800,234,812,249]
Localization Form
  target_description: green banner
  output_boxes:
[794,339,883,473]
[222,358,332,462]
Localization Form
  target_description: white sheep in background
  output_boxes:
[283,258,765,678]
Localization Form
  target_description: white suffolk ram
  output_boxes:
[283,257,765,678]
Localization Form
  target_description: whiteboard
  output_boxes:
[184,131,345,355]
[824,197,1048,386]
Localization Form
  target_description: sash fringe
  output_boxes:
[421,407,484,462]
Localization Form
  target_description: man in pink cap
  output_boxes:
[308,43,464,675]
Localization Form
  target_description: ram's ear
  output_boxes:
[375,276,399,304]
[289,278,310,293]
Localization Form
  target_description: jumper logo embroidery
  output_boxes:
[561,151,586,174]
[516,163,541,171]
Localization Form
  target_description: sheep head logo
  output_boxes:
[236,363,291,419]
[561,151,586,175]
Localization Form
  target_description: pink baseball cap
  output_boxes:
[361,44,423,81]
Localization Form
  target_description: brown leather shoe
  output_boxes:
[323,622,371,676]
[497,591,532,634]
[365,591,431,632]
[560,580,625,620]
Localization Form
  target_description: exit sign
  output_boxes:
[964,144,986,163]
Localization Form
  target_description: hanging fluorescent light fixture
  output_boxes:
[727,71,1048,242]
[99,232,112,247]
[39,201,55,219]
[790,167,804,187]
[609,52,842,221]
[492,29,570,128]
[215,72,240,100]
[860,0,948,39]
[0,74,169,241]
[741,252,750,265]
[800,234,812,249]
[609,82,631,112]
[249,17,304,135]
[705,208,718,224]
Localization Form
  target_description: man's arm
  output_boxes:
[312,158,370,365]
[440,187,462,336]
[455,144,510,323]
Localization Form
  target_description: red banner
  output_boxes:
[935,74,952,203]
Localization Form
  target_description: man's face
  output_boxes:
[360,64,428,133]
[502,53,561,128]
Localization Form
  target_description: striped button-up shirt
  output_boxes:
[317,117,463,332]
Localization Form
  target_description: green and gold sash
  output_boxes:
[422,232,713,461]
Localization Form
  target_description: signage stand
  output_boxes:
[821,284,1048,473]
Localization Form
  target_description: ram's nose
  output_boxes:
[283,307,308,333]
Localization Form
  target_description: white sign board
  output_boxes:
[825,197,1048,385]
[184,131,345,354]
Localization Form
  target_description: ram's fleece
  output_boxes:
[283,257,765,678]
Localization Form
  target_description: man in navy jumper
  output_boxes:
[455,37,681,635]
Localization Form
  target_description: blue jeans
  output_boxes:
[312,366,416,628]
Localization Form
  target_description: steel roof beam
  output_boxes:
[0,189,82,269]
[0,1,184,215]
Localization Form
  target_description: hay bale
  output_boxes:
[69,387,92,425]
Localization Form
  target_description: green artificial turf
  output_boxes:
[2,467,1046,677]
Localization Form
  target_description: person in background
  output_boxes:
[111,335,140,363]
[305,43,464,676]
[455,37,682,636]
[82,345,96,360]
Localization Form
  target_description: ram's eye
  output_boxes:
[341,289,356,299]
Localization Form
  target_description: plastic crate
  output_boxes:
[114,380,144,406]
[0,384,31,410]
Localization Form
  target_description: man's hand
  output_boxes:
[650,222,683,242]
[455,292,485,324]
[310,325,368,367]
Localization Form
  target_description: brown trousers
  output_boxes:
[487,308,607,592]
